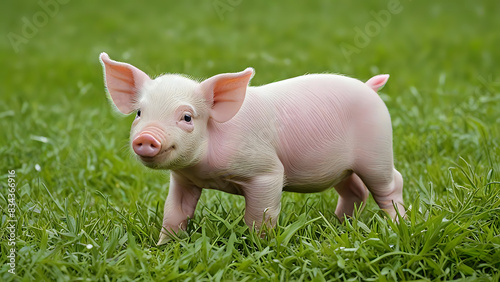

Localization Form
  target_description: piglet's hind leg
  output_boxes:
[334,172,369,221]
[361,168,405,220]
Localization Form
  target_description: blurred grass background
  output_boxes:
[1,0,500,280]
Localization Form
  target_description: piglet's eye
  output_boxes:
[136,109,141,117]
[183,114,192,122]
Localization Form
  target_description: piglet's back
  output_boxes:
[248,74,390,187]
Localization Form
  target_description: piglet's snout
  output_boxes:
[132,134,161,157]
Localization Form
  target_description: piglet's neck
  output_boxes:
[205,119,237,168]
[173,119,235,181]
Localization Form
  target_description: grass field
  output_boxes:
[1,0,500,280]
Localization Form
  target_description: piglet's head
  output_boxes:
[100,52,254,169]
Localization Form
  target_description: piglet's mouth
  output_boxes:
[137,145,175,163]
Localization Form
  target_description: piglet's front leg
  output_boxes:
[243,165,284,232]
[157,172,202,245]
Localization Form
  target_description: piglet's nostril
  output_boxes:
[132,134,161,157]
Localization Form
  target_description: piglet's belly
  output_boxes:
[283,169,352,193]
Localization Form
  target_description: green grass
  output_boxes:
[1,0,500,280]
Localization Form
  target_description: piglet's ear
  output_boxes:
[365,74,389,92]
[200,67,254,123]
[99,52,151,114]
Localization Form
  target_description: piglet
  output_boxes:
[99,52,405,245]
